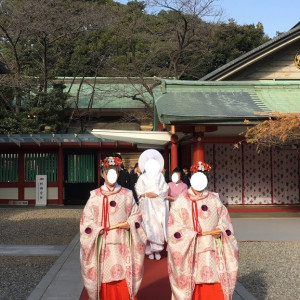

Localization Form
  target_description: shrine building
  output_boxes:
[1,24,300,206]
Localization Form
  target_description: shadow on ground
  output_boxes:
[238,270,267,300]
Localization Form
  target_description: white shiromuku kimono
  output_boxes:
[80,184,147,300]
[168,189,239,300]
[135,172,169,255]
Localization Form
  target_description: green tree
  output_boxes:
[144,0,222,80]
[95,1,161,123]
[198,19,270,77]
[0,0,107,133]
[0,0,271,133]
[0,83,70,133]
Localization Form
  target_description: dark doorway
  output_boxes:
[64,151,98,205]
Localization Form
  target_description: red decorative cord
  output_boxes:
[101,195,110,235]
[99,186,122,235]
[191,200,202,236]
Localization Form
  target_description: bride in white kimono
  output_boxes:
[135,149,169,260]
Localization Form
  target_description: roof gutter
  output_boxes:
[160,115,267,125]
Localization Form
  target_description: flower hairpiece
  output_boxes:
[100,156,122,168]
[190,161,211,173]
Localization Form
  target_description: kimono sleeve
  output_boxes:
[167,182,172,196]
[215,193,239,300]
[168,197,197,299]
[125,192,147,297]
[127,192,146,241]
[215,194,238,250]
[80,191,104,300]
[181,183,188,195]
[158,173,169,199]
[134,175,144,199]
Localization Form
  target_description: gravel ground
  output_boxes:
[238,241,300,300]
[0,206,83,245]
[0,207,300,300]
[0,256,58,300]
[0,206,83,300]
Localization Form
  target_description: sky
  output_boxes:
[219,0,299,38]
[116,0,299,39]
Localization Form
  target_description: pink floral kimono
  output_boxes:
[168,189,239,300]
[80,184,147,300]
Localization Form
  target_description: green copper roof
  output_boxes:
[153,80,300,124]
[62,78,153,110]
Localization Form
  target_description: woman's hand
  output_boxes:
[139,192,159,199]
[211,228,222,238]
[146,192,159,198]
[165,195,175,201]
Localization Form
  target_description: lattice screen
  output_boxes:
[0,153,18,182]
[25,153,57,182]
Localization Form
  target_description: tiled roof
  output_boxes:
[154,80,300,124]
[61,77,153,110]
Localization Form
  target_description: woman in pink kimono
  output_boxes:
[168,161,239,300]
[166,167,188,204]
[80,154,147,300]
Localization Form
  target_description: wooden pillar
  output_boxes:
[170,134,178,172]
[58,147,64,205]
[163,144,169,174]
[18,151,25,201]
[193,125,205,163]
[158,121,167,131]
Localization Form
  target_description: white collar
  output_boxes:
[102,183,121,191]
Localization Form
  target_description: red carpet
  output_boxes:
[80,249,171,300]
[80,288,89,300]
[137,249,171,300]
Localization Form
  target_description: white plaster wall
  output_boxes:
[48,187,58,200]
[24,187,36,200]
[25,187,58,200]
[0,188,18,199]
